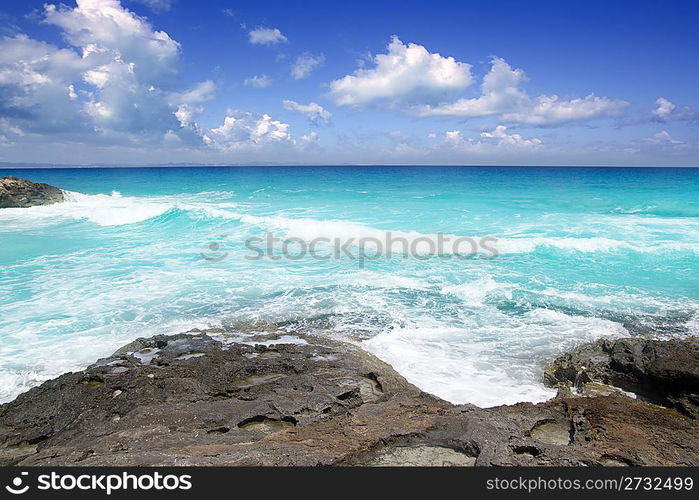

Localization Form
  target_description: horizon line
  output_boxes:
[1,162,698,169]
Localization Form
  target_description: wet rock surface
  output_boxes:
[0,176,65,208]
[544,336,699,418]
[0,331,696,466]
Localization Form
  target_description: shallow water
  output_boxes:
[1,166,697,406]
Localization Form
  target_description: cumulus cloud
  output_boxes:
[45,0,180,83]
[244,74,272,88]
[417,57,626,125]
[480,125,542,148]
[248,27,288,45]
[652,97,699,122]
[291,53,324,80]
[0,34,89,133]
[294,131,321,152]
[328,36,472,106]
[416,57,527,118]
[330,40,626,126]
[300,131,319,143]
[167,80,216,108]
[167,81,215,127]
[34,0,187,137]
[0,0,294,155]
[653,97,675,119]
[203,110,290,150]
[282,100,331,124]
[433,125,542,152]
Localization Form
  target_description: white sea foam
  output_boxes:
[362,309,628,407]
[686,314,699,335]
[0,190,173,227]
[0,369,60,403]
[441,276,514,306]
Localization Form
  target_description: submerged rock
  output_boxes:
[544,337,699,418]
[0,331,696,466]
[0,176,65,208]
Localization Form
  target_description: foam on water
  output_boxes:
[362,309,628,406]
[0,190,173,227]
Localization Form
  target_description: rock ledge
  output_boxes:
[0,331,696,466]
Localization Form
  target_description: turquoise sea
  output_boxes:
[1,166,698,406]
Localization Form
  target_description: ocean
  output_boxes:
[1,166,697,405]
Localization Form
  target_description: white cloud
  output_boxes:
[502,94,627,125]
[480,125,542,148]
[166,81,214,128]
[417,57,626,125]
[295,131,321,152]
[0,34,90,134]
[205,110,291,150]
[624,129,698,159]
[417,57,527,118]
[329,42,625,126]
[429,126,542,153]
[646,130,683,145]
[301,131,319,143]
[0,0,296,156]
[173,104,197,127]
[37,0,187,136]
[652,97,698,122]
[282,100,331,124]
[45,0,180,83]
[653,97,676,119]
[244,74,272,88]
[291,53,324,80]
[168,80,216,105]
[329,36,472,106]
[248,27,288,45]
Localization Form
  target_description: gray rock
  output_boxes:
[0,331,696,466]
[0,176,65,208]
[544,337,699,417]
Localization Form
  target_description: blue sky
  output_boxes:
[0,0,697,165]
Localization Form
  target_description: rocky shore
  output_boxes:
[0,176,64,208]
[0,330,696,466]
